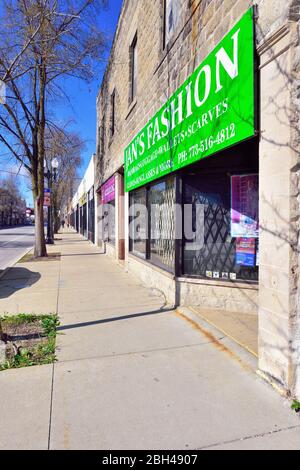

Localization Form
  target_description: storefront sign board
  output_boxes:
[80,193,87,206]
[124,8,255,191]
[101,176,115,204]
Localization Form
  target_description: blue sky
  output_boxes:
[54,0,124,176]
[1,0,123,206]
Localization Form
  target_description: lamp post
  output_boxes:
[44,157,59,245]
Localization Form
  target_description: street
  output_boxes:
[0,226,35,271]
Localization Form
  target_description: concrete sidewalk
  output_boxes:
[0,231,299,449]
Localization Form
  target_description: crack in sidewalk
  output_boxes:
[47,249,62,450]
[197,424,300,449]
[54,337,227,365]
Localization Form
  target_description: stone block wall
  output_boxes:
[256,4,300,398]
[178,278,258,313]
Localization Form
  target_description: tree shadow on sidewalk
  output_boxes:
[0,267,41,299]
[60,252,105,257]
[57,307,173,332]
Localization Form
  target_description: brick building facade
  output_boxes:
[94,0,300,399]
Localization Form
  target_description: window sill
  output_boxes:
[108,135,115,148]
[127,255,258,289]
[176,276,259,290]
[125,99,137,120]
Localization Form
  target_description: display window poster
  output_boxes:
[231,174,258,238]
[235,237,256,267]
[256,242,259,266]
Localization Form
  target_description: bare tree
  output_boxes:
[0,174,26,226]
[0,0,107,256]
[1,174,23,200]
[44,127,84,233]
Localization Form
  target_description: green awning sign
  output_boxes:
[124,8,255,192]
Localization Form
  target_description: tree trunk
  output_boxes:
[34,64,47,258]
[0,320,4,341]
[32,140,47,258]
[34,193,47,257]
[54,211,60,234]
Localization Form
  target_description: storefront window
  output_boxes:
[129,188,147,258]
[88,188,95,243]
[76,205,79,232]
[129,176,176,272]
[100,176,116,245]
[108,201,115,244]
[79,205,83,235]
[149,176,175,271]
[82,203,87,238]
[102,201,115,245]
[129,164,259,282]
[183,172,258,281]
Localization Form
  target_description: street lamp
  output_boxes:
[44,157,59,245]
[51,157,59,171]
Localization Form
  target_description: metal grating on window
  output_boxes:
[149,177,175,271]
[183,174,259,281]
[130,188,147,258]
[185,193,233,275]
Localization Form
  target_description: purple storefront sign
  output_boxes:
[101,176,115,204]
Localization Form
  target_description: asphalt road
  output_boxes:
[0,225,35,271]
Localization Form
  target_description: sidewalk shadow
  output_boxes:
[0,267,41,299]
[57,307,172,332]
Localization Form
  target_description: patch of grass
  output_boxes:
[41,315,59,335]
[291,400,300,413]
[18,252,34,263]
[1,313,41,325]
[0,314,59,371]
[18,252,61,263]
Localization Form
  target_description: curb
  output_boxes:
[0,267,9,281]
[0,245,34,281]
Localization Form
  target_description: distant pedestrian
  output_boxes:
[61,219,65,229]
